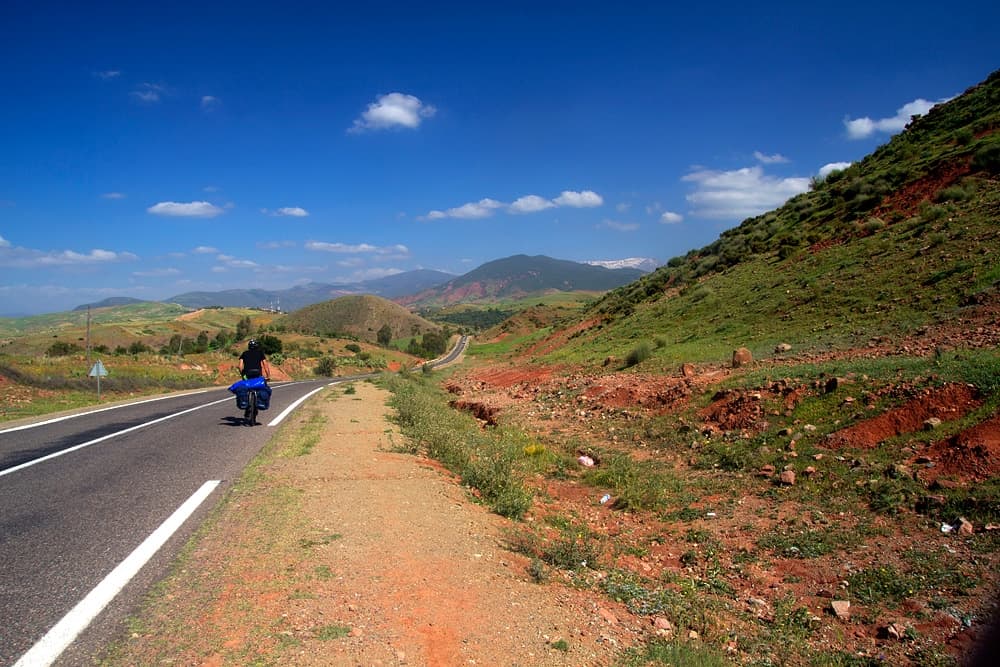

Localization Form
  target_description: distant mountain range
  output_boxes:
[73,256,654,313]
[396,255,647,308]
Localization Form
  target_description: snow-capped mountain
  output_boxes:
[584,257,659,273]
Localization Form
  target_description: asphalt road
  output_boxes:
[0,378,340,666]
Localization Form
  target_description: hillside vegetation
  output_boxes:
[555,70,1000,367]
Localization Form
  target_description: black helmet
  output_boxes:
[248,339,258,349]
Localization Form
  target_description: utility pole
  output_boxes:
[86,305,92,369]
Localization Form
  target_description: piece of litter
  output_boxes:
[706,512,717,518]
[578,455,595,467]
[941,523,955,533]
[600,494,611,504]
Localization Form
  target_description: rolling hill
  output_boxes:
[398,255,646,309]
[533,69,1000,366]
[278,295,440,344]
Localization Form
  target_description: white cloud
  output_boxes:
[101,192,126,200]
[131,82,166,103]
[645,201,662,215]
[660,211,683,224]
[271,207,309,217]
[349,92,436,133]
[420,189,604,220]
[616,202,631,213]
[94,70,121,80]
[554,190,603,207]
[133,267,180,277]
[844,97,951,139]
[683,165,811,220]
[257,240,296,249]
[601,219,639,232]
[754,151,789,164]
[818,161,852,179]
[305,241,410,257]
[0,240,138,268]
[201,95,220,110]
[215,254,259,269]
[193,245,218,254]
[147,201,225,218]
[509,195,556,214]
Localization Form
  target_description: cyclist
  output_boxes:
[238,339,272,380]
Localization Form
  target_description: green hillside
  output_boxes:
[539,69,1000,367]
[279,295,440,344]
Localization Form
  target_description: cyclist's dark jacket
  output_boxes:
[240,348,267,378]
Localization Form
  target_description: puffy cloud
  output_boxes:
[660,211,683,224]
[554,190,603,207]
[0,240,138,268]
[683,166,810,220]
[349,92,436,133]
[420,189,604,220]
[754,151,789,164]
[193,245,218,254]
[147,201,225,218]
[844,97,950,139]
[818,161,852,179]
[509,195,556,214]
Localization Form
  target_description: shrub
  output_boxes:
[257,334,283,355]
[46,341,82,356]
[345,343,362,354]
[624,342,652,368]
[314,356,336,376]
[971,143,1000,174]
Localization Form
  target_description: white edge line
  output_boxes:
[0,390,211,435]
[13,480,221,667]
[0,396,234,478]
[267,384,333,427]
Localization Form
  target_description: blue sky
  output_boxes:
[1,1,997,315]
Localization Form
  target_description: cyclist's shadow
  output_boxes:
[220,416,250,427]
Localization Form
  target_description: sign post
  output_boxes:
[89,359,108,400]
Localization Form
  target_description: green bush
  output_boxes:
[971,143,1000,174]
[46,341,82,356]
[314,356,336,376]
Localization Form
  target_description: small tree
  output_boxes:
[315,356,336,376]
[377,323,393,347]
[257,334,283,355]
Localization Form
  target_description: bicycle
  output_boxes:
[244,387,259,426]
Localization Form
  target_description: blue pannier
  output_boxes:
[228,377,272,410]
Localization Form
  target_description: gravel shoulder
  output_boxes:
[101,380,639,666]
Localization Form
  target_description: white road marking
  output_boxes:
[266,384,336,426]
[0,391,210,435]
[0,396,234,478]
[12,480,221,667]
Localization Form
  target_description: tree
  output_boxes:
[377,323,393,347]
[257,334,283,355]
[236,316,253,339]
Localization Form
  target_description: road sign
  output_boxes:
[89,360,108,377]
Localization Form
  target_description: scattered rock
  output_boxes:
[732,347,753,368]
[779,470,796,486]
[603,356,618,367]
[775,343,792,353]
[803,466,817,476]
[885,622,907,640]
[959,517,974,535]
[825,377,841,393]
[652,617,674,637]
[924,417,943,430]
[831,600,851,620]
[680,363,696,377]
[759,464,776,477]
[597,607,618,625]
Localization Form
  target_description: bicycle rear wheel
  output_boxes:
[245,390,258,425]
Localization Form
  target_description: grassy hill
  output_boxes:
[533,69,1000,368]
[279,295,440,344]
